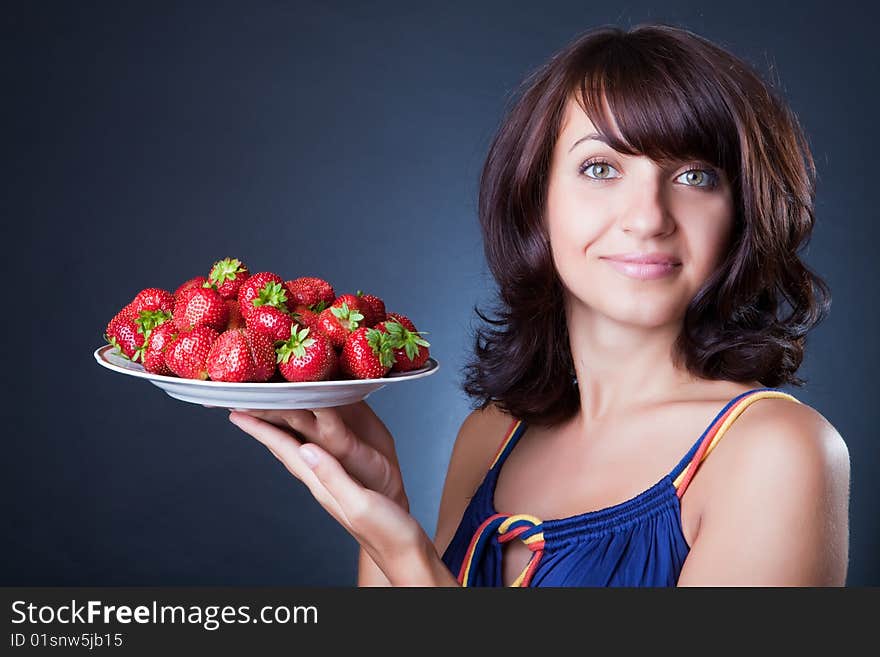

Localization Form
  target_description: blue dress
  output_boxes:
[440,388,800,587]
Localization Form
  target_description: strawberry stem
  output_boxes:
[253,281,289,312]
[209,257,246,285]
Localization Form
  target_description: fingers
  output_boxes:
[302,444,424,563]
[228,412,346,521]
[236,407,398,496]
[299,444,370,526]
[334,402,398,457]
[231,409,317,439]
[230,411,425,575]
[312,408,401,496]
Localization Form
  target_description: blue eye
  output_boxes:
[675,169,719,189]
[579,158,720,190]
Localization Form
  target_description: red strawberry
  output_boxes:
[276,324,339,382]
[332,293,363,313]
[164,325,220,380]
[284,277,335,308]
[385,311,417,332]
[237,272,288,320]
[355,290,386,328]
[206,257,250,300]
[173,286,229,332]
[376,314,431,372]
[248,331,277,382]
[339,327,396,379]
[225,299,246,329]
[142,322,178,375]
[131,308,174,363]
[246,305,293,342]
[206,328,276,382]
[289,304,326,336]
[174,276,208,303]
[317,301,364,349]
[104,308,145,361]
[131,288,175,314]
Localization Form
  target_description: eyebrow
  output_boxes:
[568,132,613,153]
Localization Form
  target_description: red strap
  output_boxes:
[675,401,740,499]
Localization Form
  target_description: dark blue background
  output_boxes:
[5,1,878,585]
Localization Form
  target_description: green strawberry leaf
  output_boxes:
[105,335,130,360]
[252,281,288,310]
[330,302,349,319]
[209,258,245,285]
[366,328,396,368]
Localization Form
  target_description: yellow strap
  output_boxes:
[671,390,802,489]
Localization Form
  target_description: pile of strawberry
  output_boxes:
[102,257,431,383]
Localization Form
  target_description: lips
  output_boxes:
[602,253,681,266]
[601,253,681,280]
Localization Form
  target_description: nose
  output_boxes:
[619,177,675,238]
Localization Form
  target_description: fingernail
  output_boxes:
[299,445,319,468]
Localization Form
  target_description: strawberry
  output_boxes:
[173,286,229,332]
[289,304,326,336]
[225,299,246,329]
[206,328,276,382]
[164,325,220,380]
[376,315,431,372]
[332,293,363,314]
[385,311,417,332]
[317,301,364,349]
[248,330,277,382]
[131,288,175,314]
[355,290,386,328]
[276,324,339,382]
[131,308,174,363]
[142,322,178,375]
[174,276,208,303]
[104,307,145,361]
[339,327,396,379]
[284,277,335,308]
[237,272,288,320]
[246,304,293,342]
[206,257,250,300]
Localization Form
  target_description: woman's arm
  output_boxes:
[358,547,393,586]
[677,400,850,586]
[433,405,509,556]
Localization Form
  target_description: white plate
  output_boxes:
[93,345,440,409]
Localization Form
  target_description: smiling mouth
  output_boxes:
[601,258,682,280]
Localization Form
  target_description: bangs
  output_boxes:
[571,37,741,177]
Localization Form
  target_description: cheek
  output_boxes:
[686,217,734,277]
[546,184,607,254]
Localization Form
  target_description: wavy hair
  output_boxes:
[461,22,831,428]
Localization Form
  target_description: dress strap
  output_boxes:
[486,417,527,473]
[669,387,802,498]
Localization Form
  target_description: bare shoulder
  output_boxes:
[432,402,514,554]
[678,394,851,585]
[715,396,850,486]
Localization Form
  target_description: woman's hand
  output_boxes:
[226,402,456,586]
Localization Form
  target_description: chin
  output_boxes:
[572,292,685,329]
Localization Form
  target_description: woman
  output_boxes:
[228,23,850,586]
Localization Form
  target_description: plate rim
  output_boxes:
[93,344,439,388]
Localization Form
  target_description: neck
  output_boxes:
[565,297,697,425]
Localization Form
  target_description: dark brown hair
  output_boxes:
[461,22,831,428]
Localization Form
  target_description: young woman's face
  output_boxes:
[545,97,735,329]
